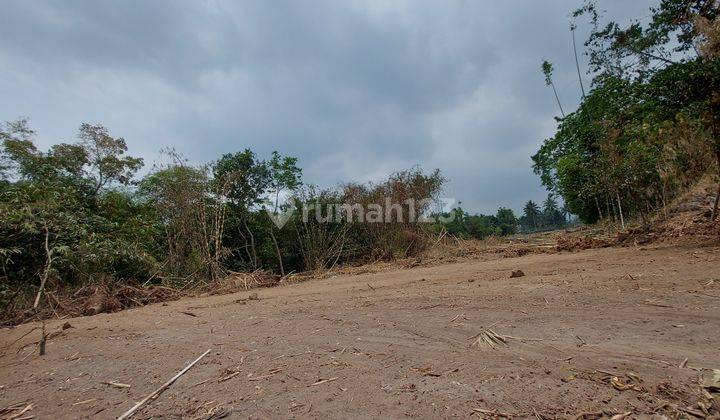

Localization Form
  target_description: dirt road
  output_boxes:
[1,243,719,418]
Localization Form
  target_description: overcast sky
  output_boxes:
[0,0,654,214]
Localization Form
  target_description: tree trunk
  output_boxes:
[213,201,227,264]
[712,183,720,221]
[33,226,53,309]
[594,197,603,220]
[551,82,565,118]
[640,205,648,230]
[616,192,625,229]
[712,149,720,221]
[605,195,613,222]
[572,27,586,99]
[242,217,258,269]
[269,228,285,277]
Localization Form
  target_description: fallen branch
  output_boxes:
[472,407,510,417]
[2,402,33,419]
[1,327,39,351]
[310,377,338,386]
[641,299,672,308]
[218,371,240,382]
[117,348,211,420]
[247,369,281,381]
[73,399,97,406]
[573,412,604,420]
[103,381,131,389]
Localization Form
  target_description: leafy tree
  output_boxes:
[213,150,270,269]
[575,0,719,80]
[139,162,221,279]
[535,0,720,225]
[495,207,518,235]
[265,151,302,276]
[521,200,542,231]
[465,214,501,238]
[1,119,157,313]
[267,151,302,212]
[541,195,565,227]
[78,123,143,195]
[437,205,504,240]
[213,149,269,208]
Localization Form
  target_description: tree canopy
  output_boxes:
[534,0,720,224]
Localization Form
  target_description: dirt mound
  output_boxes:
[76,283,178,316]
[555,176,720,251]
[200,270,279,296]
[1,269,288,326]
[622,176,720,245]
[1,281,179,327]
[556,234,614,251]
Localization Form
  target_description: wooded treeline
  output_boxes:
[534,0,720,226]
[434,194,570,240]
[0,115,574,316]
[0,122,454,311]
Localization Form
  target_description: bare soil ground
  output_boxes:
[1,242,720,419]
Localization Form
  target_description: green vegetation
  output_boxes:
[438,194,570,240]
[436,206,517,240]
[534,0,720,226]
[0,115,567,319]
[519,195,569,233]
[0,123,454,317]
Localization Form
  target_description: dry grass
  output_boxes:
[469,328,509,350]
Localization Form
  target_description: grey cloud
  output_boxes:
[0,0,655,214]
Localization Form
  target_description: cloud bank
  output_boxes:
[0,0,653,213]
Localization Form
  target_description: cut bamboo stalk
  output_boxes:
[117,348,211,420]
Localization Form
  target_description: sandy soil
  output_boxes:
[1,243,719,419]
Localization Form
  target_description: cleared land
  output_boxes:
[1,243,719,418]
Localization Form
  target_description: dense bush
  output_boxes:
[0,121,161,309]
[534,0,720,225]
[0,122,459,315]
